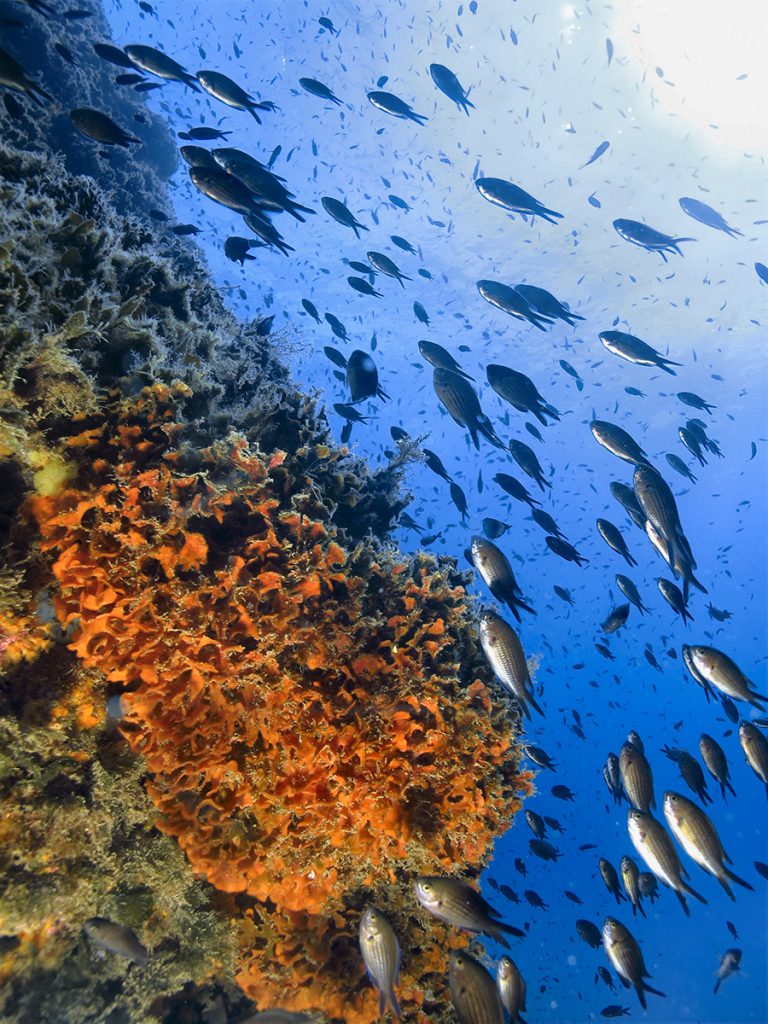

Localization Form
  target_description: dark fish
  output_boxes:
[515,284,584,326]
[596,965,615,990]
[662,747,712,805]
[124,44,200,90]
[414,877,524,945]
[486,364,559,425]
[70,108,140,147]
[55,43,78,67]
[524,888,549,908]
[433,369,502,449]
[679,426,707,466]
[473,544,536,625]
[170,223,200,236]
[564,890,582,904]
[333,403,369,424]
[559,359,584,389]
[600,858,627,905]
[620,856,646,918]
[755,262,768,285]
[93,42,135,68]
[699,733,736,799]
[321,196,368,236]
[529,839,559,862]
[477,280,555,331]
[423,449,452,483]
[665,452,697,484]
[604,752,624,805]
[576,919,602,949]
[302,299,322,323]
[493,473,541,508]
[600,1005,630,1018]
[482,518,511,540]
[224,236,260,264]
[115,73,147,86]
[739,722,768,796]
[602,917,665,1010]
[551,784,575,801]
[602,604,629,634]
[500,883,520,903]
[318,16,338,33]
[657,578,692,624]
[413,301,430,325]
[475,177,562,224]
[677,391,715,414]
[546,536,588,566]
[679,197,742,237]
[613,218,694,261]
[524,809,546,839]
[508,439,550,491]
[596,519,636,566]
[325,313,348,341]
[189,167,260,214]
[346,350,388,403]
[365,251,409,286]
[367,90,427,125]
[178,126,232,141]
[429,63,474,114]
[243,213,294,257]
[553,585,573,606]
[299,76,341,105]
[389,194,411,211]
[0,46,53,106]
[197,69,273,120]
[391,234,416,253]
[713,949,742,994]
[580,140,610,167]
[754,861,768,880]
[531,508,563,539]
[83,918,148,965]
[348,276,383,298]
[450,482,469,522]
[615,574,648,614]
[214,150,313,221]
[591,421,649,466]
[449,951,505,1024]
[524,744,556,770]
[599,330,680,374]
[179,145,217,168]
[683,645,764,708]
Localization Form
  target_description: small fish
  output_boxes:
[178,126,232,141]
[479,610,541,717]
[602,917,664,1010]
[615,575,648,614]
[358,906,401,1019]
[679,197,742,238]
[224,236,260,265]
[754,262,768,285]
[348,276,383,298]
[602,604,629,635]
[367,251,411,286]
[124,44,200,90]
[551,784,575,801]
[482,518,511,540]
[591,420,649,466]
[597,519,637,566]
[600,1007,630,1018]
[509,439,550,491]
[391,234,416,253]
[739,721,768,796]
[515,284,584,326]
[413,301,430,326]
[367,90,427,125]
[613,218,695,261]
[529,839,559,862]
[600,858,627,905]
[663,792,753,899]
[559,359,584,389]
[70,108,140,147]
[714,949,742,994]
[546,536,589,567]
[524,744,556,770]
[413,877,524,945]
[620,740,655,812]
[83,918,148,965]
[553,585,573,606]
[475,177,562,224]
[197,69,273,121]
[657,578,693,625]
[599,330,680,374]
[677,391,715,414]
[299,76,341,105]
[302,299,321,323]
[449,951,505,1024]
[321,196,368,237]
[486,364,559,425]
[581,140,610,168]
[620,856,646,918]
[627,809,707,915]
[496,956,526,1024]
[576,919,602,949]
[477,280,555,331]
[346,350,388,403]
[472,541,535,624]
[683,645,764,708]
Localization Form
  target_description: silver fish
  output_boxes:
[359,906,400,1019]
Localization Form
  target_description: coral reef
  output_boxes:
[27,384,532,1021]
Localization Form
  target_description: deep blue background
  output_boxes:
[98,1,768,1020]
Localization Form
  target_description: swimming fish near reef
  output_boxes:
[663,792,753,899]
[472,539,535,623]
[739,721,768,796]
[678,197,742,237]
[70,108,140,147]
[367,90,427,125]
[197,69,274,121]
[433,368,503,449]
[419,340,473,379]
[358,906,401,1019]
[515,284,584,326]
[627,809,707,915]
[224,236,260,264]
[576,919,603,949]
[124,44,200,90]
[346,350,388,403]
[477,280,555,331]
[599,330,681,374]
[83,918,149,965]
[591,421,649,466]
[602,918,665,1010]
[449,951,505,1024]
[414,876,524,945]
[479,609,541,716]
[487,364,559,425]
[613,218,694,261]
[429,63,474,114]
[475,177,563,223]
[93,42,136,69]
[496,956,526,1024]
[0,46,53,105]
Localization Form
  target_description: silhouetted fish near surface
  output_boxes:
[599,330,681,374]
[321,196,368,236]
[125,44,200,90]
[299,77,341,105]
[677,391,715,414]
[576,919,603,949]
[546,536,589,566]
[367,250,410,285]
[419,340,473,379]
[197,70,275,120]
[475,177,563,223]
[508,440,550,491]
[429,63,474,113]
[346,350,389,403]
[679,197,742,237]
[367,90,427,124]
[486,364,559,425]
[516,284,584,326]
[70,108,140,147]
[666,453,697,484]
[613,218,694,260]
[477,280,555,330]
[597,519,637,566]
[581,140,610,167]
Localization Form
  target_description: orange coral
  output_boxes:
[31,385,531,1021]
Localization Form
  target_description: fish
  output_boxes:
[55,43,78,67]
[348,276,383,298]
[677,391,715,414]
[298,77,341,105]
[179,145,217,168]
[604,752,624,805]
[755,262,768,285]
[551,784,575,801]
[559,359,584,389]
[602,917,665,1009]
[367,90,427,125]
[699,734,736,799]
[391,234,416,253]
[596,519,636,566]
[475,177,563,224]
[413,301,430,325]
[600,1006,630,1018]
[450,481,468,522]
[486,365,559,425]
[637,872,658,903]
[619,741,655,812]
[124,44,200,90]
[739,721,768,796]
[602,604,629,634]
[83,918,149,964]
[553,585,574,606]
[358,906,400,1019]
[609,483,646,531]
[591,421,649,466]
[449,951,505,1024]
[600,858,627,905]
[599,330,680,374]
[215,150,313,221]
[367,251,410,286]
[546,536,589,566]
[576,919,603,949]
[496,956,526,1024]
[70,109,140,147]
[531,508,563,539]
[663,792,753,900]
[413,877,524,945]
[0,46,53,106]
[679,426,707,466]
[422,449,453,483]
[325,313,348,341]
[662,747,713,805]
[178,126,232,141]
[665,452,697,484]
[657,578,692,624]
[515,285,584,326]
[321,196,368,236]
[627,809,707,914]
[472,543,536,624]
[613,218,695,261]
[477,280,555,331]
[615,574,648,614]
[755,861,768,880]
[523,744,556,770]
[224,236,260,264]
[302,299,322,324]
[678,197,742,238]
[93,42,135,69]
[433,369,503,449]
[482,518,511,540]
[713,949,742,994]
[581,140,610,168]
[493,473,541,509]
[524,888,548,908]
[333,403,369,425]
[197,69,274,120]
[529,839,559,862]
[524,809,546,839]
[429,63,474,114]
[620,856,646,918]
[508,440,550,491]
[189,167,261,215]
[346,350,388,403]
[681,645,765,708]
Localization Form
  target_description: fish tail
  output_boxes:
[674,890,690,915]
[725,779,737,798]
[625,551,638,567]
[644,983,665,999]
[352,224,360,238]
[659,361,678,375]
[713,978,722,994]
[540,207,564,223]
[681,879,707,905]
[248,107,262,123]
[527,689,544,717]
[636,986,648,1010]
[638,901,647,918]
[724,865,754,893]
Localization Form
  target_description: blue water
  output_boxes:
[98,1,768,1020]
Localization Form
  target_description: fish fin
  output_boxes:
[644,983,665,999]
[681,879,707,905]
[658,361,678,375]
[636,986,647,1010]
[526,689,544,717]
[674,890,690,915]
[713,978,721,994]
[725,780,737,798]
[723,866,754,893]
[248,108,262,124]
